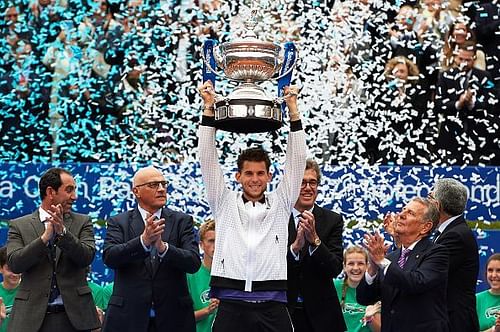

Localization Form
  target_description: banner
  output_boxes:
[1,163,498,223]
[0,163,498,289]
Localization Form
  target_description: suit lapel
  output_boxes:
[29,210,46,238]
[161,208,173,243]
[288,215,296,246]
[30,211,51,262]
[55,212,75,264]
[312,205,324,237]
[130,209,153,275]
[130,208,145,240]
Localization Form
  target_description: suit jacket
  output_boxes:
[357,238,449,332]
[6,210,100,332]
[287,204,346,332]
[435,215,479,332]
[102,207,201,332]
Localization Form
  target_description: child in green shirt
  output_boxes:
[334,246,381,332]
[0,246,20,332]
[187,220,219,332]
[476,253,500,332]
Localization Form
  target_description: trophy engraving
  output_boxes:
[202,5,298,133]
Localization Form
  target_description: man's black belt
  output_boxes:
[46,304,65,314]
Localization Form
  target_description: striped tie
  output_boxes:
[398,248,411,268]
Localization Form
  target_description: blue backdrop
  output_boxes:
[0,163,498,291]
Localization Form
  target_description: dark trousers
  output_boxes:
[148,317,157,332]
[212,300,293,332]
[290,307,314,332]
[40,312,88,332]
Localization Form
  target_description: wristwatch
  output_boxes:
[55,227,67,241]
[313,237,321,247]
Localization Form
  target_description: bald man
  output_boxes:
[102,166,200,332]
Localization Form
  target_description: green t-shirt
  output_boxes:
[88,281,106,310]
[476,290,500,331]
[0,283,19,332]
[187,264,215,332]
[334,279,371,332]
[101,282,113,310]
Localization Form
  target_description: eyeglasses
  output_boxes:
[301,180,318,189]
[427,192,436,200]
[135,181,167,190]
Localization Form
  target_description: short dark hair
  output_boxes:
[458,40,477,54]
[237,147,271,172]
[39,167,73,200]
[305,159,321,182]
[0,246,7,267]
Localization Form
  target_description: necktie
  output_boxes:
[398,248,411,269]
[42,218,61,303]
[150,216,160,271]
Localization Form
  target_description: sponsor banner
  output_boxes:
[0,163,498,222]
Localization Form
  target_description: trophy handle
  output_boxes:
[273,42,299,80]
[201,40,227,80]
[274,50,299,81]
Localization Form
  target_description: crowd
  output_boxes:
[0,0,499,165]
[0,82,498,332]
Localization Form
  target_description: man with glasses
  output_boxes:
[286,159,346,332]
[102,166,200,332]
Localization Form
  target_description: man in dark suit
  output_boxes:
[435,40,499,165]
[429,178,479,332]
[6,167,100,332]
[357,197,449,332]
[287,159,346,332]
[102,166,200,332]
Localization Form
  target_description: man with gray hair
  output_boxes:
[429,178,479,332]
[357,197,450,331]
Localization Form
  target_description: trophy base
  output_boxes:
[214,98,282,133]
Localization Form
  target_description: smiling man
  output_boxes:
[197,81,306,332]
[102,166,200,332]
[7,167,100,332]
[287,159,346,332]
[357,198,450,332]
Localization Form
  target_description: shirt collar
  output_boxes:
[437,214,461,234]
[137,205,162,224]
[39,207,51,223]
[242,194,266,205]
[292,206,315,219]
[402,238,420,251]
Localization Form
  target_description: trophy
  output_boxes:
[202,6,298,133]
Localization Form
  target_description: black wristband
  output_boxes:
[290,120,303,132]
[201,115,215,127]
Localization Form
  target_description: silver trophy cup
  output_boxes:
[202,12,297,133]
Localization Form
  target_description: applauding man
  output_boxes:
[7,167,100,332]
[103,166,200,332]
[357,198,450,332]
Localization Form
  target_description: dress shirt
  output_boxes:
[365,239,421,285]
[39,207,63,305]
[289,206,319,260]
[137,206,168,258]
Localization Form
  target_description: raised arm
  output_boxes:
[275,85,307,209]
[197,81,230,215]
